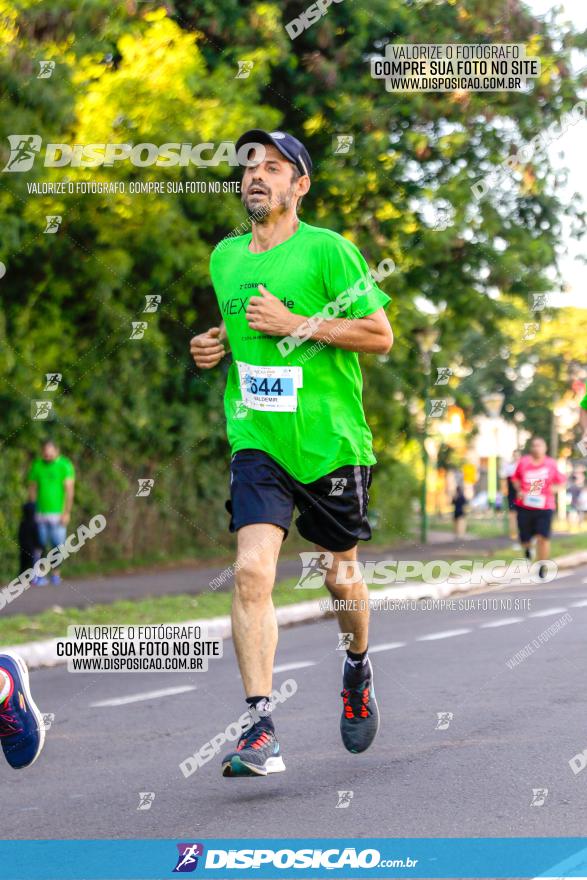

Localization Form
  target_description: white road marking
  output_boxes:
[416,628,472,641]
[90,685,196,708]
[273,661,316,672]
[480,617,524,629]
[527,607,568,618]
[569,598,587,607]
[369,642,406,653]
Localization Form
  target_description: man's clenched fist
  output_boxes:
[190,326,227,369]
[246,285,299,336]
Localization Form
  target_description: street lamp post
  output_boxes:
[482,392,505,518]
[415,326,440,544]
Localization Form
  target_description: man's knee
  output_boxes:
[234,555,275,604]
[323,555,361,593]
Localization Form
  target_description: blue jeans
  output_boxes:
[37,520,67,553]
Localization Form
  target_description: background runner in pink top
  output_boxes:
[513,454,565,510]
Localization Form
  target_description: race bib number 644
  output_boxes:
[236,361,303,412]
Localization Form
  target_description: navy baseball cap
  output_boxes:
[235,129,312,177]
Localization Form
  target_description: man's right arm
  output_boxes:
[190,321,229,369]
[27,461,37,502]
[191,250,231,369]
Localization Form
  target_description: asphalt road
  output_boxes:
[4,564,587,840]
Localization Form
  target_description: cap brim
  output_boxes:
[235,129,305,173]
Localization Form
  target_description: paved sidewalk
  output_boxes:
[0,530,528,618]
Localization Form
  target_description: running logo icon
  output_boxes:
[233,400,250,420]
[523,322,539,340]
[44,373,62,391]
[173,843,204,873]
[136,479,155,497]
[44,215,62,234]
[42,713,55,731]
[37,61,55,79]
[235,61,254,78]
[435,711,453,730]
[129,321,148,339]
[429,399,447,418]
[31,400,53,420]
[530,787,548,806]
[329,477,347,496]
[531,293,551,311]
[137,792,155,810]
[337,632,353,650]
[333,135,354,155]
[431,205,451,231]
[3,135,42,172]
[144,295,161,313]
[434,367,452,385]
[295,551,333,589]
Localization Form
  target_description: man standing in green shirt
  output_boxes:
[190,130,393,777]
[27,439,75,586]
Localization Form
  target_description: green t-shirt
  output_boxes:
[581,393,587,410]
[27,456,75,514]
[209,221,391,483]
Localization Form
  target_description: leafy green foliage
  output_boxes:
[0,0,583,576]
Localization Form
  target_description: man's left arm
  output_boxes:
[246,234,394,355]
[62,460,76,525]
[62,479,75,525]
[246,286,392,354]
[293,306,393,354]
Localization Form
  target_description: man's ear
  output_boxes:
[297,175,311,197]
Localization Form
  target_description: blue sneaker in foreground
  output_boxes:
[222,720,285,777]
[340,657,380,753]
[0,650,45,769]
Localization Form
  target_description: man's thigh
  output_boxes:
[534,510,553,539]
[516,508,534,543]
[294,465,372,552]
[51,523,67,547]
[236,523,284,570]
[227,450,295,538]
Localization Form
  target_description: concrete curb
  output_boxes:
[5,550,586,670]
[552,550,587,569]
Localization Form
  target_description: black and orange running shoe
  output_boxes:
[340,657,379,753]
[221,720,285,777]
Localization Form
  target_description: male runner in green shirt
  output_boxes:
[27,439,75,586]
[190,130,393,778]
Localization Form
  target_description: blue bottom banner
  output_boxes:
[2,838,587,879]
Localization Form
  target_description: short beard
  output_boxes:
[242,183,296,224]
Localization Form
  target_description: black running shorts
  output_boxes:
[226,448,373,552]
[516,506,554,542]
